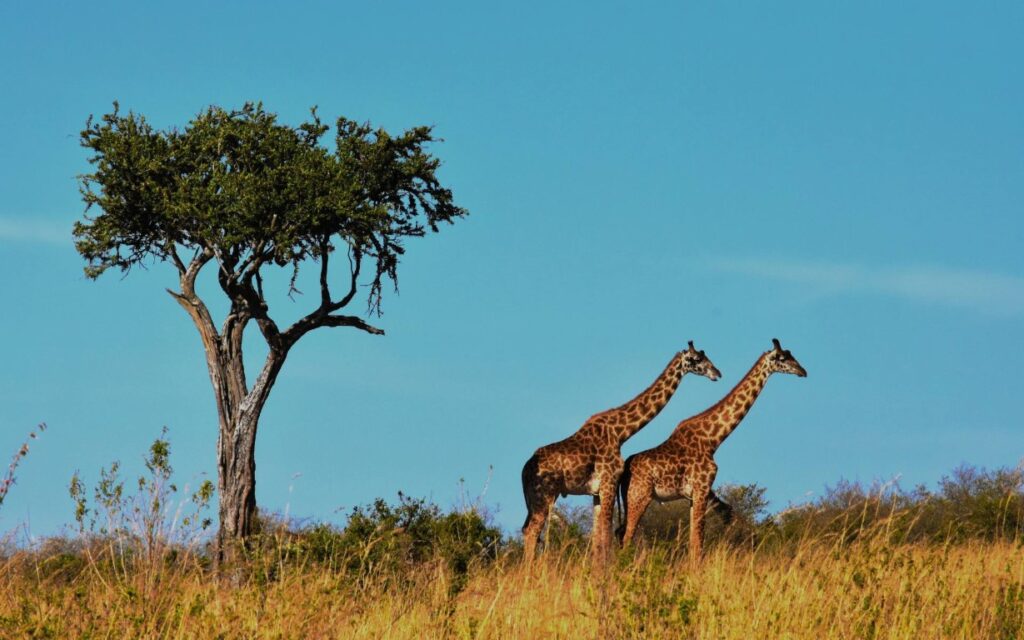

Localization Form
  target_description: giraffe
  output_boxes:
[617,338,807,563]
[521,342,721,563]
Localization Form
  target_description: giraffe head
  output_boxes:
[766,338,808,377]
[682,340,721,381]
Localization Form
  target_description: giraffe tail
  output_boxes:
[615,456,634,542]
[521,454,540,532]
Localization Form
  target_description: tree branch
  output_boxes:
[205,243,285,353]
[166,250,219,361]
[318,239,331,308]
[329,246,361,312]
[277,243,377,346]
[320,315,385,335]
[318,242,361,313]
[167,248,214,304]
[240,239,272,284]
[167,244,187,277]
[235,280,283,350]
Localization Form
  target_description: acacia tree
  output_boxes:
[74,103,466,561]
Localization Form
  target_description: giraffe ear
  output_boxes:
[772,338,782,351]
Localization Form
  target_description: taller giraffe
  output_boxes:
[618,338,807,563]
[521,342,721,563]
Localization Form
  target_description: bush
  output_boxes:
[543,503,593,554]
[605,464,1024,554]
[768,463,1024,546]
[251,492,503,591]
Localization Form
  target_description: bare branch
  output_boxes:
[181,249,214,296]
[240,238,272,283]
[167,250,215,335]
[320,315,385,335]
[211,245,234,282]
[275,242,374,347]
[286,263,302,300]
[236,280,284,350]
[166,249,224,382]
[252,315,284,347]
[255,270,265,302]
[319,239,331,307]
[329,246,362,312]
[167,244,186,277]
[202,242,284,352]
[316,241,361,313]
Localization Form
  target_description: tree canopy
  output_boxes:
[73,103,468,556]
[74,102,466,341]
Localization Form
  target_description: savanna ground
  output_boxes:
[2,430,1023,639]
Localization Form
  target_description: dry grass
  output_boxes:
[2,534,1022,639]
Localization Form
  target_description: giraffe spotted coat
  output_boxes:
[618,339,807,562]
[521,342,721,563]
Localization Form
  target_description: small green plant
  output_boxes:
[67,427,214,566]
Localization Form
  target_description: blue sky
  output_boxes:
[1,1,1022,538]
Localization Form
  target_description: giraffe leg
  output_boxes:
[689,488,709,565]
[522,492,555,565]
[592,484,617,563]
[621,479,653,546]
[521,456,555,565]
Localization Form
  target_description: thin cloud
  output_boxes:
[0,217,70,245]
[710,258,1024,316]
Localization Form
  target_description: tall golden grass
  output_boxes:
[4,433,1021,638]
[2,532,1022,639]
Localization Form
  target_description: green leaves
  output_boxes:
[74,102,466,314]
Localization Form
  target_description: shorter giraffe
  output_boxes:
[618,338,807,563]
[521,343,721,563]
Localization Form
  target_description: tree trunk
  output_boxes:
[170,273,289,570]
[215,407,258,565]
[211,348,287,568]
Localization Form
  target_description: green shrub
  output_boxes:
[252,492,503,588]
[768,463,1024,546]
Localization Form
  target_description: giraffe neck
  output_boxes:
[612,352,685,444]
[692,353,772,449]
